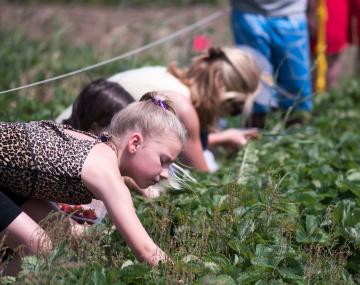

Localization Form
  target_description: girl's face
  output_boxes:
[124,133,182,189]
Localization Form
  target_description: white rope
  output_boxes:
[0,9,226,95]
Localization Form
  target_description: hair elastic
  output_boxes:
[99,132,112,142]
[151,97,170,111]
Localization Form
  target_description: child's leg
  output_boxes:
[351,0,360,75]
[327,53,343,88]
[230,10,272,58]
[325,0,349,88]
[270,14,313,112]
[1,199,53,276]
[230,12,277,125]
[20,198,54,225]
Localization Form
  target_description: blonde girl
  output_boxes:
[0,93,186,276]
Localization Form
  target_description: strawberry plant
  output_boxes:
[0,23,360,284]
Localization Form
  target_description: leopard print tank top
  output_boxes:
[0,121,100,204]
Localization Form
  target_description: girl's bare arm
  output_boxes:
[81,144,166,265]
[175,99,209,172]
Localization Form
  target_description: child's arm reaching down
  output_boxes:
[124,176,161,198]
[81,143,167,266]
[98,180,166,265]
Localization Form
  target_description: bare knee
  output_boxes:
[25,230,52,256]
[3,212,52,256]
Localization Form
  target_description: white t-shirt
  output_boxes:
[108,66,191,100]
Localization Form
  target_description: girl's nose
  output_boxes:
[160,168,169,180]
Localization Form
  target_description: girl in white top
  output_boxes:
[109,46,261,172]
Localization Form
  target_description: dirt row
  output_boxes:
[0,3,233,59]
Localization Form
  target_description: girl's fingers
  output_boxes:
[242,128,258,139]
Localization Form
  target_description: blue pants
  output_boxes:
[231,10,313,112]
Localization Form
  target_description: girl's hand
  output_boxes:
[209,129,258,151]
[240,128,259,140]
[223,129,257,151]
[150,247,169,266]
[125,177,161,198]
[143,186,161,199]
[222,129,258,151]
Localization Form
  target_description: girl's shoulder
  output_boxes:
[81,142,120,189]
[86,142,117,163]
[61,123,98,141]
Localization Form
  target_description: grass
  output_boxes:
[0,26,360,284]
[0,29,169,122]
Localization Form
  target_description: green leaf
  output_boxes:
[346,171,360,181]
[236,220,256,242]
[120,259,134,269]
[277,257,304,280]
[182,254,200,263]
[333,200,360,245]
[236,269,269,284]
[305,215,318,234]
[199,274,236,285]
[227,239,253,260]
[90,267,108,285]
[0,276,16,285]
[251,245,282,269]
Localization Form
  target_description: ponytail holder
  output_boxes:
[99,132,112,142]
[151,97,170,111]
[206,47,224,59]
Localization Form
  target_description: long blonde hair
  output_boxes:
[168,46,261,130]
[109,91,187,146]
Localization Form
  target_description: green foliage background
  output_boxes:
[0,8,360,284]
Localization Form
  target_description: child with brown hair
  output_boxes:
[57,78,134,135]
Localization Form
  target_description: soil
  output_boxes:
[0,2,233,60]
[1,3,356,86]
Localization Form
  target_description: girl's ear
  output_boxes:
[128,132,143,154]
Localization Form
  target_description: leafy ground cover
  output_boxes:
[0,20,360,285]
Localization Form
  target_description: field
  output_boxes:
[1,2,360,284]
